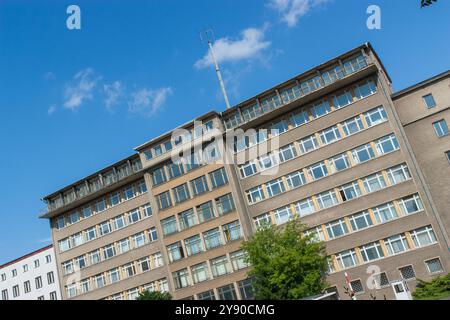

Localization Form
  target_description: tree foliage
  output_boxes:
[241,219,328,300]
[136,290,172,300]
[413,273,450,300]
[421,0,438,7]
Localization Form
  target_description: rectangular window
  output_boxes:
[384,234,409,255]
[72,232,84,247]
[311,100,331,118]
[295,198,316,217]
[173,184,190,204]
[291,110,309,127]
[168,162,185,179]
[240,161,257,178]
[75,256,86,270]
[423,94,436,108]
[360,242,384,262]
[118,238,131,254]
[433,119,449,137]
[209,168,228,188]
[326,219,349,239]
[398,194,424,215]
[274,206,293,225]
[133,232,146,248]
[364,106,388,127]
[110,192,121,206]
[278,144,297,163]
[299,135,319,154]
[352,144,375,164]
[198,290,216,300]
[173,269,191,289]
[152,167,167,186]
[191,176,209,196]
[161,216,178,236]
[223,221,242,242]
[123,263,136,278]
[156,191,172,210]
[203,228,223,249]
[362,173,387,193]
[336,249,358,269]
[270,119,289,136]
[191,263,210,284]
[85,226,97,241]
[216,194,235,216]
[49,292,57,300]
[230,250,249,271]
[376,135,400,155]
[349,211,373,232]
[24,281,31,293]
[89,250,101,265]
[95,199,107,213]
[341,117,364,136]
[178,209,197,230]
[247,186,266,204]
[410,226,437,247]
[197,201,215,223]
[167,242,184,262]
[340,182,362,202]
[280,85,302,104]
[266,178,285,198]
[332,91,353,109]
[254,213,272,229]
[399,265,416,280]
[13,285,20,298]
[259,153,279,171]
[184,235,204,256]
[211,256,231,278]
[329,153,350,173]
[320,126,341,145]
[69,211,80,225]
[309,161,329,181]
[47,272,55,284]
[185,152,201,171]
[316,190,338,210]
[218,284,237,300]
[108,268,120,284]
[372,203,398,224]
[35,276,43,289]
[103,244,116,259]
[128,209,141,224]
[350,280,364,294]
[322,64,345,85]
[2,289,9,300]
[386,164,411,185]
[286,171,306,189]
[99,221,111,236]
[425,258,444,274]
[354,80,377,99]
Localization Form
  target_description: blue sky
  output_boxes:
[0,0,449,264]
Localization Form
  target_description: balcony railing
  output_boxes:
[224,54,369,130]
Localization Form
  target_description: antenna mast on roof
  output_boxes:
[200,29,231,109]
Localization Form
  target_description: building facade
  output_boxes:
[40,43,450,300]
[0,245,61,300]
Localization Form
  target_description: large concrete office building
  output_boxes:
[0,245,61,300]
[40,43,450,300]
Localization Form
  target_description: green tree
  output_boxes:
[136,290,172,300]
[241,218,328,300]
[421,0,438,7]
[413,273,450,300]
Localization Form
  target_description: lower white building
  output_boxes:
[0,245,61,300]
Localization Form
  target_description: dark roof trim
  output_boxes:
[392,70,450,100]
[0,245,53,269]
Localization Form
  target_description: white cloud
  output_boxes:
[269,0,331,27]
[47,105,56,115]
[103,81,124,110]
[194,27,271,69]
[63,68,101,110]
[128,87,173,117]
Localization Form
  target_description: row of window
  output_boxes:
[1,254,52,281]
[240,106,388,179]
[172,250,249,290]
[224,54,369,129]
[66,252,164,298]
[248,134,400,205]
[167,221,243,263]
[330,226,438,273]
[348,257,444,296]
[155,168,229,210]
[54,179,148,230]
[58,202,153,253]
[49,158,142,210]
[305,193,423,242]
[61,228,158,276]
[195,279,254,300]
[161,193,236,237]
[104,278,170,300]
[253,162,412,228]
[143,120,215,161]
[236,82,379,157]
[1,272,56,300]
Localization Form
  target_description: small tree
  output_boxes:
[136,290,172,300]
[413,273,450,300]
[241,218,328,300]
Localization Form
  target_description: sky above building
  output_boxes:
[0,0,449,264]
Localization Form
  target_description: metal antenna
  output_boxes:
[200,29,231,109]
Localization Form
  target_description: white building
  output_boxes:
[0,245,61,300]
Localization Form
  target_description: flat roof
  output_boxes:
[392,70,450,99]
[0,245,53,269]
